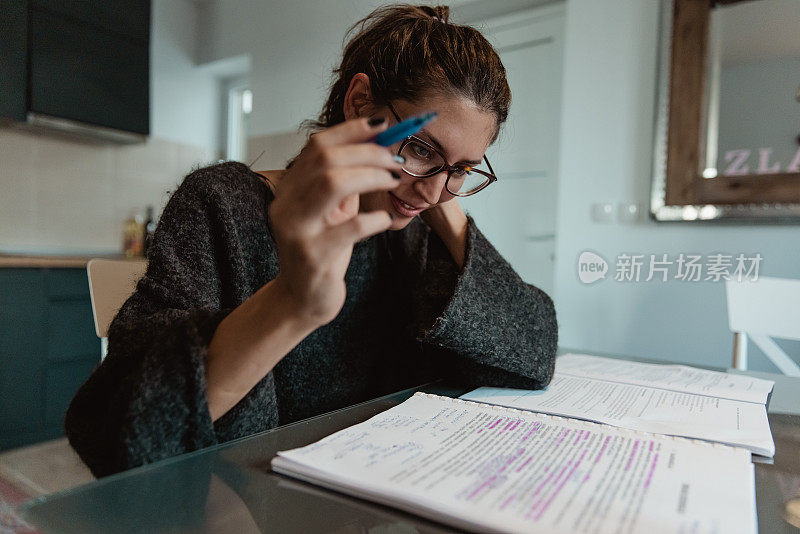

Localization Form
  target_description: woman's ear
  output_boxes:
[343,73,374,121]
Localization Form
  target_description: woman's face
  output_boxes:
[359,93,497,231]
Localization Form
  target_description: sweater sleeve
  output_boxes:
[405,215,558,390]
[65,167,278,478]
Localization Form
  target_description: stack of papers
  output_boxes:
[462,353,775,456]
[273,391,757,533]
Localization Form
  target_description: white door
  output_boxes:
[459,3,565,299]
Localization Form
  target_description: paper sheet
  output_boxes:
[273,393,756,534]
[557,353,774,404]
[461,354,775,456]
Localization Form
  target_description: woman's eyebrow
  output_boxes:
[420,129,483,166]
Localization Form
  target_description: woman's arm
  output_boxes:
[66,165,322,476]
[66,166,271,477]
[206,278,318,421]
[67,118,402,476]
[399,210,558,390]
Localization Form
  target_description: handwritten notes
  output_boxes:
[272,393,755,534]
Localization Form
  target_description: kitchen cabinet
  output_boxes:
[0,0,151,136]
[0,268,99,451]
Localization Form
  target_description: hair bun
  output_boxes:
[419,5,450,24]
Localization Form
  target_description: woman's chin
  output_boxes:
[388,216,413,231]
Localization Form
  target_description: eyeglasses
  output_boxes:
[385,101,498,197]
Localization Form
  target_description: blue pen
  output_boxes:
[373,112,437,147]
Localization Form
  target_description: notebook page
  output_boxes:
[557,353,774,404]
[462,375,775,456]
[272,392,755,534]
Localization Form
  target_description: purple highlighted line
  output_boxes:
[523,464,557,517]
[486,418,502,430]
[467,475,496,500]
[595,436,611,464]
[520,422,541,443]
[530,448,589,521]
[644,453,659,489]
[625,440,641,471]
[500,494,516,510]
[554,429,570,446]
[469,449,529,500]
[498,448,527,474]
[502,419,521,432]
[516,456,533,473]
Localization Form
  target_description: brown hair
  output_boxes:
[300,4,511,145]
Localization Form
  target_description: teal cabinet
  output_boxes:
[0,268,99,451]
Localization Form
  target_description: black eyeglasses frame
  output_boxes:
[385,101,498,197]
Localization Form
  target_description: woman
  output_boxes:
[66,4,558,477]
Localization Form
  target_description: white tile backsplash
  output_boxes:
[0,127,217,254]
[0,131,36,247]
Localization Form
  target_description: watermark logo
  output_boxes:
[577,251,762,284]
[577,251,609,284]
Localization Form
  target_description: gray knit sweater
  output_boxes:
[65,161,558,478]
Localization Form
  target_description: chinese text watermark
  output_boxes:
[577,251,762,284]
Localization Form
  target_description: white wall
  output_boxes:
[553,0,800,371]
[151,0,220,154]
[196,0,540,138]
[197,1,391,137]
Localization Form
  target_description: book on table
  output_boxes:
[271,354,772,534]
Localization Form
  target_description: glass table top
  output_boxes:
[19,351,800,533]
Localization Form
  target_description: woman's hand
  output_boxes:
[268,117,403,326]
[420,199,469,269]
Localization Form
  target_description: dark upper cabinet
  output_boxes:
[0,0,28,121]
[0,0,151,136]
[30,0,150,41]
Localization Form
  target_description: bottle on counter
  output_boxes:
[123,209,145,258]
[143,205,156,256]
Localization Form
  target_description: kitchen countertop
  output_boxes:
[0,254,144,268]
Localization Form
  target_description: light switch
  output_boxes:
[590,203,614,223]
[618,203,641,223]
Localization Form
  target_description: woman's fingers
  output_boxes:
[319,143,402,172]
[324,193,359,227]
[324,210,393,246]
[288,125,402,193]
[312,116,389,148]
[298,166,400,220]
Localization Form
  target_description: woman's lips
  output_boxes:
[389,193,425,217]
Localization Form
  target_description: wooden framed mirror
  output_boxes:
[651,0,800,222]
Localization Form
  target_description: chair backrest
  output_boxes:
[725,276,800,376]
[87,259,147,339]
[726,276,800,341]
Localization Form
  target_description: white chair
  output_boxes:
[87,259,147,360]
[725,276,800,376]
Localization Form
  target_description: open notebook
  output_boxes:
[272,392,756,534]
[462,353,776,456]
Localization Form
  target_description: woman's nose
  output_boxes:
[412,171,449,206]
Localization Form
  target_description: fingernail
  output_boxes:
[392,155,406,164]
[368,117,385,127]
[390,171,401,180]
